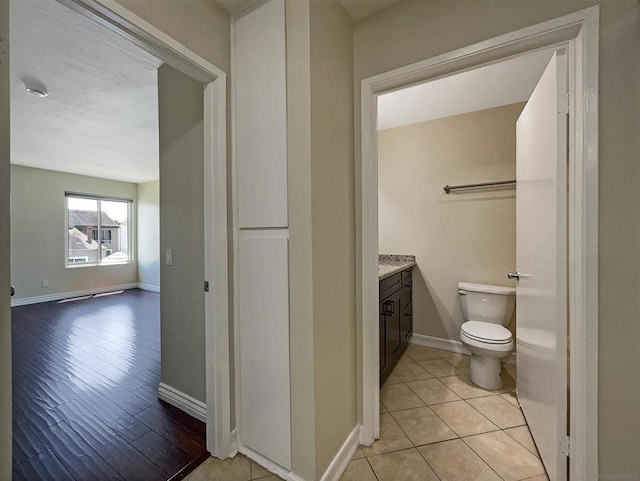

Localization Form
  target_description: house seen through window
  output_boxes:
[66,194,132,266]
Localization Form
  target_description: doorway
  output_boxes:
[4,0,231,476]
[359,7,599,481]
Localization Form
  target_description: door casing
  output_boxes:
[359,7,599,480]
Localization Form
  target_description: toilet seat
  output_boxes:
[460,321,512,345]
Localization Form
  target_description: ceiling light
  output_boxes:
[25,86,48,98]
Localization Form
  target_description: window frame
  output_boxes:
[65,192,134,268]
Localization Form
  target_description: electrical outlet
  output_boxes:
[165,249,173,266]
[42,280,49,288]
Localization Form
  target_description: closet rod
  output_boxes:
[443,179,516,194]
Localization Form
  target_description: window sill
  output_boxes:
[65,262,134,269]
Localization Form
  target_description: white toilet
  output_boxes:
[458,282,516,390]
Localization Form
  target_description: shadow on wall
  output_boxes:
[413,265,459,341]
[413,264,517,343]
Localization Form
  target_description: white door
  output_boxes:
[515,51,568,481]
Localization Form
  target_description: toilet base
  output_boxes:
[469,354,503,390]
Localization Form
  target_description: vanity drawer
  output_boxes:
[380,272,402,299]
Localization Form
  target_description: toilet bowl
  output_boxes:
[458,282,516,390]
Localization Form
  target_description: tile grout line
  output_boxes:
[502,425,544,461]
[363,454,382,481]
[428,398,502,439]
[459,435,510,481]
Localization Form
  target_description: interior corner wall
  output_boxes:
[136,180,160,290]
[10,165,137,301]
[378,103,523,344]
[354,0,640,474]
[285,0,317,478]
[309,0,357,476]
[157,64,206,402]
[0,0,12,474]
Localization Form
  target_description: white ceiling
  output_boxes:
[10,0,162,184]
[377,49,555,131]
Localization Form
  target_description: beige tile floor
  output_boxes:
[183,454,280,481]
[342,345,548,481]
[185,345,548,481]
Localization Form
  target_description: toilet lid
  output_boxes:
[461,321,512,344]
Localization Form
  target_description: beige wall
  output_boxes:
[114,0,230,73]
[137,180,160,289]
[285,0,316,478]
[378,103,523,342]
[286,0,357,477]
[355,0,640,474]
[0,0,11,475]
[158,64,206,402]
[10,166,138,301]
[309,0,356,475]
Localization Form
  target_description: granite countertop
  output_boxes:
[378,254,416,280]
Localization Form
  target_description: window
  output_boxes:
[66,194,133,266]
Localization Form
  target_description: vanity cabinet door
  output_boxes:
[380,270,411,385]
[379,289,401,384]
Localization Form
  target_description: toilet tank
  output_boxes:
[457,282,516,326]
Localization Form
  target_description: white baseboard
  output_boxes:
[410,333,517,365]
[11,283,139,307]
[410,333,471,355]
[238,445,306,481]
[237,424,360,481]
[319,425,361,481]
[229,429,239,457]
[157,382,207,422]
[137,283,160,293]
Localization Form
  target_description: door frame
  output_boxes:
[54,0,232,458]
[359,6,599,480]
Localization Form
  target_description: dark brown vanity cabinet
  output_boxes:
[380,268,413,385]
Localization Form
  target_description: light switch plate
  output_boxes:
[165,249,173,266]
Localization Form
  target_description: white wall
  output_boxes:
[378,103,523,342]
[137,180,160,290]
[10,165,138,302]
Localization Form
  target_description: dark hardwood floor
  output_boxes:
[11,289,208,480]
